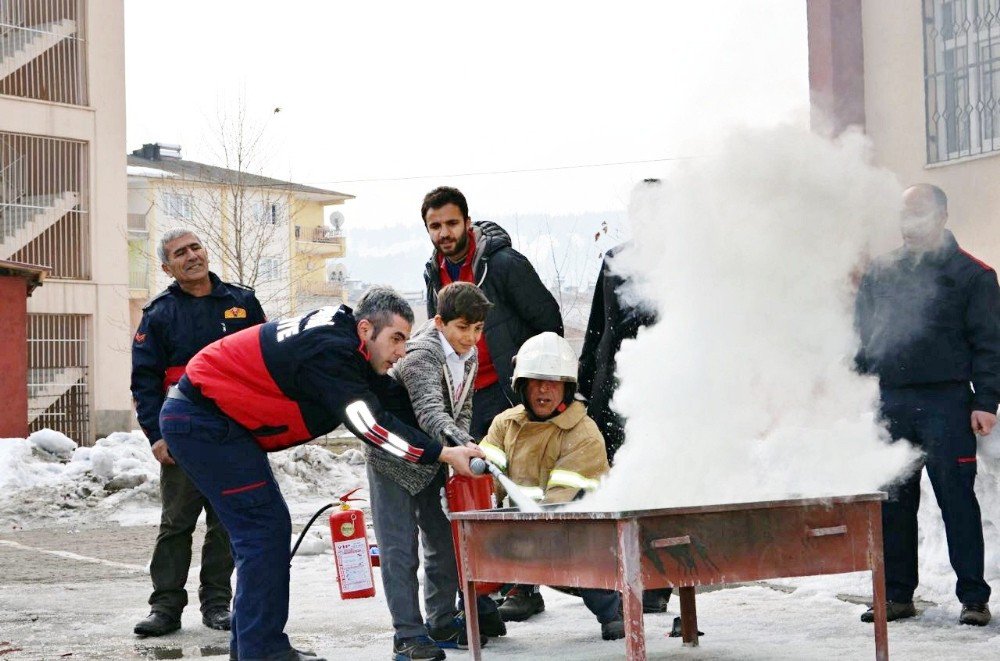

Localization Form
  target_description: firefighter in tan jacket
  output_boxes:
[479,332,624,640]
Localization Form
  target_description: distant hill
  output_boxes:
[342,210,629,292]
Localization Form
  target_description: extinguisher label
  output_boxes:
[334,537,374,592]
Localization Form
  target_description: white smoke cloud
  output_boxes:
[580,123,921,510]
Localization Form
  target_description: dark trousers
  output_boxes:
[471,381,513,439]
[367,463,457,639]
[161,397,293,661]
[880,383,991,605]
[148,463,233,617]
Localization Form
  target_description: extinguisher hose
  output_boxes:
[289,502,336,559]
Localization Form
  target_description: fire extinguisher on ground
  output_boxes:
[289,487,377,600]
[329,487,377,599]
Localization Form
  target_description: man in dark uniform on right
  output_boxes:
[856,184,1000,626]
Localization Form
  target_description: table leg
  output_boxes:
[868,505,889,661]
[617,519,646,661]
[678,586,699,647]
[458,521,483,661]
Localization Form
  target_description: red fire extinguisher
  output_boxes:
[446,473,504,595]
[328,487,376,599]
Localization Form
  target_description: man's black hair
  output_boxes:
[421,186,469,223]
[912,183,948,212]
[437,282,492,324]
[355,286,414,338]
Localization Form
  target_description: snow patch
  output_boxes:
[0,431,367,530]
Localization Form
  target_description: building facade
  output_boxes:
[1,0,129,443]
[808,0,1000,266]
[126,144,351,327]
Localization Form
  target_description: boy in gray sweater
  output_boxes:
[368,282,501,661]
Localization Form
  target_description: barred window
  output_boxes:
[162,191,193,219]
[923,0,1000,163]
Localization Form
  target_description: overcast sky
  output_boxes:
[125,0,809,235]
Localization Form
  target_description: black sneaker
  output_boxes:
[959,603,991,626]
[498,586,545,622]
[860,601,916,623]
[427,618,488,650]
[133,611,181,637]
[392,636,445,661]
[478,608,507,637]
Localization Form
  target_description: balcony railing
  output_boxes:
[0,131,89,278]
[298,280,347,299]
[0,0,88,105]
[312,226,343,242]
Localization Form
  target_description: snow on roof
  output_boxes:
[127,165,178,178]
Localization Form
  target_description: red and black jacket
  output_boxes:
[180,305,443,462]
[131,272,266,444]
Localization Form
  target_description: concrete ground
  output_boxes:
[4,522,1000,661]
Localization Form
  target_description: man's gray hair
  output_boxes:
[157,228,201,264]
[355,285,414,337]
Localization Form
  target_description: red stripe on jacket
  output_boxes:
[959,249,995,272]
[185,325,312,451]
[163,365,187,392]
[439,230,498,389]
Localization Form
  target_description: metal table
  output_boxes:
[452,493,889,660]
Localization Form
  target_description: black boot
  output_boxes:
[959,603,991,626]
[860,601,916,623]
[202,607,231,630]
[498,585,545,622]
[133,611,181,637]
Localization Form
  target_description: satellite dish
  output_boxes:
[329,211,345,230]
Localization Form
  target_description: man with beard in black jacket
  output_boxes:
[422,186,563,438]
[421,186,562,624]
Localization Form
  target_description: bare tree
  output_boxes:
[149,102,304,315]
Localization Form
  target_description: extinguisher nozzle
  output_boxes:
[470,457,488,475]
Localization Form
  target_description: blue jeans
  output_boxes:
[160,396,293,660]
[880,384,991,605]
[366,462,457,639]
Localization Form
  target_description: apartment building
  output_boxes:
[127,143,352,325]
[808,0,1000,266]
[0,0,128,443]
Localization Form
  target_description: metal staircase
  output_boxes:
[0,18,77,80]
[0,190,80,259]
[27,366,86,425]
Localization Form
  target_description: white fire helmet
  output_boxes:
[511,332,578,387]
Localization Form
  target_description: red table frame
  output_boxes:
[452,493,889,660]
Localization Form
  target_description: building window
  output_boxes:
[923,0,1000,163]
[254,200,283,225]
[162,191,193,219]
[258,256,280,283]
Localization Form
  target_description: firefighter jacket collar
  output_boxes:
[510,399,587,431]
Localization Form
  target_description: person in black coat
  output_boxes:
[855,184,999,627]
[578,241,656,462]
[131,229,266,637]
[422,186,563,437]
[578,240,671,614]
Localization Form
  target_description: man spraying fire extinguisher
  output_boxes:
[158,287,484,661]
